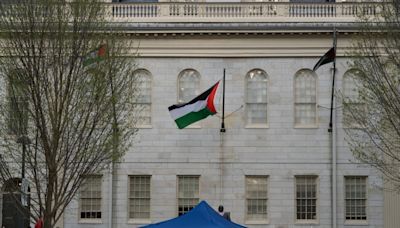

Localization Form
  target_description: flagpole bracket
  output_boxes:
[220,123,226,133]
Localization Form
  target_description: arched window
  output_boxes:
[7,68,28,135]
[294,69,317,127]
[246,69,268,126]
[343,69,364,128]
[134,69,152,127]
[178,69,200,104]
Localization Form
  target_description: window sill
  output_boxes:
[128,219,151,224]
[294,125,318,129]
[342,125,365,130]
[245,124,269,129]
[137,125,152,129]
[295,220,319,225]
[344,220,368,226]
[245,220,269,225]
[185,125,201,129]
[79,219,102,224]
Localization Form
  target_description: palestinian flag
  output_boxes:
[83,44,107,67]
[313,47,335,71]
[168,81,220,129]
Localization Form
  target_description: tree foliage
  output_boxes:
[0,0,139,227]
[345,1,400,191]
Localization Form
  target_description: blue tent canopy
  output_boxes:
[140,201,247,228]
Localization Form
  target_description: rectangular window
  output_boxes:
[345,176,367,221]
[246,176,268,221]
[129,175,151,219]
[80,176,102,219]
[177,175,199,216]
[296,176,317,221]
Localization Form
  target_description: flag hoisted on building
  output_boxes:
[83,44,107,67]
[313,47,336,71]
[168,81,220,129]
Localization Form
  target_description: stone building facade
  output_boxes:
[58,1,386,228]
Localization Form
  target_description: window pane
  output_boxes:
[7,70,29,135]
[80,176,102,219]
[134,69,152,126]
[295,71,316,103]
[247,104,267,124]
[246,70,267,103]
[129,176,151,219]
[177,176,199,216]
[296,176,317,221]
[134,104,151,126]
[246,70,268,125]
[294,70,317,126]
[178,70,200,103]
[343,69,365,128]
[295,104,316,125]
[345,176,367,221]
[246,176,268,221]
[343,70,362,101]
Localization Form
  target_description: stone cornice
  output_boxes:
[109,22,363,34]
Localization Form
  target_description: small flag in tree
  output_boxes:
[168,81,220,129]
[83,44,107,67]
[313,47,335,71]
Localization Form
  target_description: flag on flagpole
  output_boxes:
[83,44,107,67]
[168,81,220,129]
[313,47,336,71]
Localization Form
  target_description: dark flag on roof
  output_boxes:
[313,47,336,71]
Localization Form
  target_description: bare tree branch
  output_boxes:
[344,1,400,192]
[0,0,139,227]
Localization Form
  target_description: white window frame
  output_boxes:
[344,176,368,225]
[294,175,319,224]
[245,69,268,128]
[342,69,365,129]
[128,175,151,223]
[177,69,201,128]
[177,175,200,216]
[133,69,152,128]
[294,69,318,128]
[79,175,103,223]
[245,175,269,224]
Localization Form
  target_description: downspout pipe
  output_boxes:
[328,28,338,228]
[332,93,337,228]
[332,29,337,228]
[109,163,113,228]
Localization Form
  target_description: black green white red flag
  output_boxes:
[168,81,220,129]
[83,44,107,67]
[313,47,336,71]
